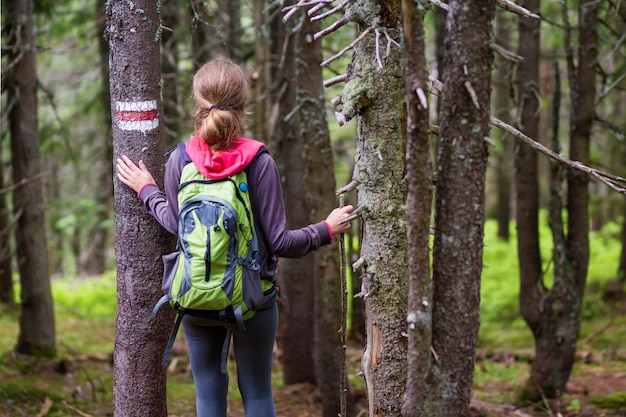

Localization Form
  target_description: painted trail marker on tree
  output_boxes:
[115,100,159,132]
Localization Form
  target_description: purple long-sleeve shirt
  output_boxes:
[138,145,332,280]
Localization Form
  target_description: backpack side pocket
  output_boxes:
[241,264,265,311]
[162,251,181,295]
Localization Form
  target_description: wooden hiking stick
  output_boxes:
[338,192,348,417]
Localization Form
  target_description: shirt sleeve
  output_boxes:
[138,148,184,235]
[248,152,331,259]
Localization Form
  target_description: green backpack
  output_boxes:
[153,143,274,366]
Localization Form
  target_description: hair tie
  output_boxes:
[209,104,223,111]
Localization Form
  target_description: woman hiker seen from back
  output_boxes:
[116,57,353,417]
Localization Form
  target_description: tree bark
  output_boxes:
[336,1,408,415]
[514,0,544,400]
[517,0,597,401]
[400,1,438,416]
[6,0,56,357]
[107,2,175,416]
[296,12,346,417]
[432,0,494,416]
[275,0,317,385]
[0,142,14,304]
[160,0,182,148]
[81,0,115,277]
[492,11,513,241]
[617,198,626,283]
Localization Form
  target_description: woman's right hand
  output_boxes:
[325,205,354,236]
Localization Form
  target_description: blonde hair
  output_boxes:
[192,58,249,151]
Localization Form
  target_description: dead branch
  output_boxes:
[496,0,540,18]
[489,42,524,62]
[324,73,347,88]
[282,0,333,22]
[0,173,45,195]
[578,316,614,347]
[310,0,350,21]
[489,117,626,194]
[464,81,480,109]
[63,401,94,417]
[338,192,348,417]
[336,179,360,194]
[433,0,540,19]
[375,29,383,69]
[469,399,534,417]
[596,69,626,105]
[321,24,375,67]
[313,15,348,40]
[374,29,401,70]
[427,75,625,194]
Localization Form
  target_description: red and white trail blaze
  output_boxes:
[115,100,159,132]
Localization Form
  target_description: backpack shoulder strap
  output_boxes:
[178,142,192,165]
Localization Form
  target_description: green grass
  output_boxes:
[479,216,624,351]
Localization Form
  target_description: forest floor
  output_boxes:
[1,341,626,417]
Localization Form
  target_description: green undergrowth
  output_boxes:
[0,217,624,415]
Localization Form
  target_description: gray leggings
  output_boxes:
[182,304,278,417]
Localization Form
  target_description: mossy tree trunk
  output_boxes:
[335,1,408,415]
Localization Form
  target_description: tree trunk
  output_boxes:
[514,0,544,401]
[617,198,626,283]
[188,0,242,67]
[188,0,213,68]
[160,0,182,148]
[336,1,408,415]
[432,1,494,416]
[400,1,438,416]
[107,2,176,416]
[296,12,346,417]
[0,142,14,304]
[518,0,597,401]
[81,0,115,277]
[251,0,271,142]
[275,0,317,385]
[6,0,56,357]
[492,11,513,241]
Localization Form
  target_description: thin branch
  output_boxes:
[375,29,383,69]
[596,69,626,104]
[338,193,348,417]
[310,0,350,21]
[306,0,330,17]
[321,24,375,67]
[489,42,524,63]
[336,179,360,195]
[324,73,347,88]
[0,173,45,195]
[489,117,626,194]
[464,81,480,109]
[496,0,540,18]
[313,15,348,40]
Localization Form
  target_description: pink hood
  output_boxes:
[185,135,266,179]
